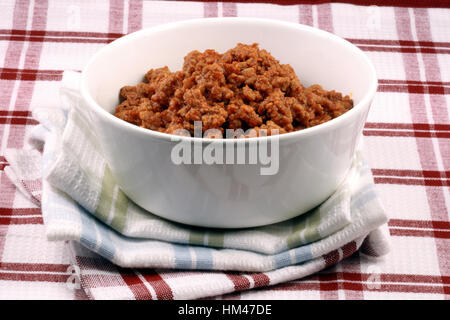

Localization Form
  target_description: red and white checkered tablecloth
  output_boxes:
[0,0,448,300]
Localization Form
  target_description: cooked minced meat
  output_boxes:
[114,43,353,138]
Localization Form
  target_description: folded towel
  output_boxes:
[4,71,390,299]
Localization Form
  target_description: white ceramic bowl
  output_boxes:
[81,18,377,228]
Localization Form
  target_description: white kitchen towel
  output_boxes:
[4,71,389,273]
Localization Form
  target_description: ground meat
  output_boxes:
[114,43,353,137]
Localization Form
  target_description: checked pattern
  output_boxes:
[0,0,449,299]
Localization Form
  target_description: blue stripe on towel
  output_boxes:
[173,244,192,269]
[274,246,313,269]
[293,246,313,264]
[273,250,292,269]
[352,184,377,210]
[79,209,99,251]
[95,224,116,261]
[192,247,213,270]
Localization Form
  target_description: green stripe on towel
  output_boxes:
[111,185,128,232]
[189,230,205,245]
[207,232,224,247]
[286,210,321,249]
[95,165,128,232]
[95,165,116,222]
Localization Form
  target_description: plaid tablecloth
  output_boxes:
[0,0,448,300]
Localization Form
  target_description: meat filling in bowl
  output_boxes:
[114,43,353,138]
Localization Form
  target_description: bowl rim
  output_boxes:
[80,17,378,144]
